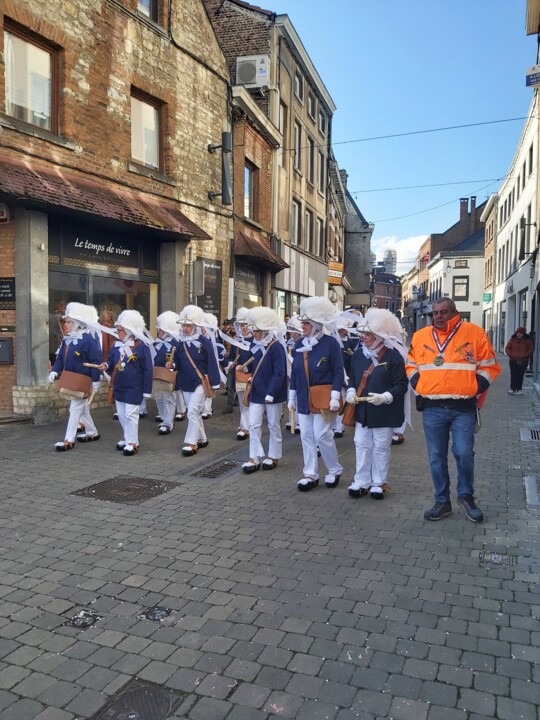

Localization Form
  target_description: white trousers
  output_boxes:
[65,398,98,442]
[155,391,176,429]
[237,390,250,431]
[352,424,394,488]
[333,389,346,433]
[298,411,343,480]
[203,396,213,414]
[248,403,283,462]
[115,401,140,446]
[174,390,186,414]
[183,385,207,446]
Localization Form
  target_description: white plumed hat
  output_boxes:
[116,309,147,337]
[299,296,337,325]
[247,306,280,331]
[178,304,205,326]
[235,307,249,323]
[156,311,180,336]
[203,312,218,329]
[286,314,303,334]
[362,308,405,340]
[63,302,94,326]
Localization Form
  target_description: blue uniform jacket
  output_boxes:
[247,340,288,404]
[290,334,344,415]
[174,336,221,392]
[105,342,153,404]
[52,334,102,383]
[348,347,407,428]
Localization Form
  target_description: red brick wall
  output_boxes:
[233,118,273,231]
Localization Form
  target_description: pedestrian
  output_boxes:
[406,297,501,522]
[99,309,154,456]
[170,305,221,457]
[241,306,288,474]
[230,307,253,440]
[505,327,534,395]
[152,311,180,436]
[200,312,226,419]
[285,314,302,434]
[332,317,356,439]
[288,297,344,492]
[346,308,408,500]
[49,302,105,451]
[221,319,238,414]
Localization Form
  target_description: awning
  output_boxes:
[0,154,210,239]
[234,230,289,272]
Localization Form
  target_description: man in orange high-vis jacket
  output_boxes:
[406,297,500,523]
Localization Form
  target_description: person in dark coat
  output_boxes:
[505,327,534,395]
[346,308,408,500]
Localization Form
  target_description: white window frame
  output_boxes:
[293,121,302,172]
[131,93,161,170]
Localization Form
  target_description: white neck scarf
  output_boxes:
[64,330,84,346]
[252,331,273,355]
[296,329,323,353]
[114,338,135,357]
[179,330,201,349]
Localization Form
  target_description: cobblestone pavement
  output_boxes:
[0,359,538,720]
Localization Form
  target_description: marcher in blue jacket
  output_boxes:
[230,307,254,440]
[346,308,408,500]
[49,302,104,451]
[99,309,153,456]
[170,305,221,457]
[288,297,344,492]
[241,306,288,474]
[152,311,180,436]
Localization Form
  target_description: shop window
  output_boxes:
[244,163,257,220]
[4,25,56,132]
[138,0,159,22]
[131,90,162,170]
[452,276,469,301]
[49,272,87,361]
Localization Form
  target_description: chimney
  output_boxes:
[470,196,476,234]
[459,197,468,224]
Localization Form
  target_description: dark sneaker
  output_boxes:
[424,502,452,521]
[457,495,484,522]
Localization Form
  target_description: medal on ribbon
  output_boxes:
[432,321,461,368]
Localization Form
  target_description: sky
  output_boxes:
[264,0,537,274]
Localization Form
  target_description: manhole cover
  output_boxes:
[192,459,241,478]
[89,680,186,720]
[65,608,102,629]
[139,606,172,621]
[71,476,177,504]
[479,551,515,567]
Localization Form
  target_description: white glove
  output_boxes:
[288,390,297,412]
[225,362,234,374]
[329,398,341,412]
[366,391,393,406]
[48,371,58,383]
[346,389,357,405]
[212,385,220,390]
[92,382,101,390]
[264,395,274,404]
[143,393,152,399]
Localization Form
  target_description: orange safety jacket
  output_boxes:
[406,314,501,400]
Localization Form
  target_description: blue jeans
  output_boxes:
[422,406,476,503]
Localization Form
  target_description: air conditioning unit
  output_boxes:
[236,55,270,88]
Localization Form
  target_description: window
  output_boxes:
[305,209,313,252]
[244,163,256,220]
[293,121,302,171]
[291,200,301,245]
[4,27,55,131]
[307,92,316,120]
[453,276,469,301]
[318,108,327,136]
[529,143,534,175]
[318,150,325,193]
[315,217,324,257]
[138,0,158,21]
[307,136,315,184]
[294,71,304,102]
[131,92,161,170]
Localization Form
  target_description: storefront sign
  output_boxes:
[526,64,540,87]
[199,258,222,318]
[328,261,344,285]
[236,263,260,291]
[0,277,15,309]
[63,234,139,269]
[483,292,492,302]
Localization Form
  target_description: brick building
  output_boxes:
[0,0,232,417]
[203,0,337,317]
[371,270,401,313]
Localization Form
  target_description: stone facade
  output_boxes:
[0,0,233,417]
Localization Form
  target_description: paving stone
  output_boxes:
[285,672,324,699]
[228,682,271,708]
[457,689,496,716]
[262,690,304,718]
[497,696,537,720]
[388,696,429,720]
[188,696,232,720]
[65,688,106,718]
[195,673,235,699]
[1,698,45,719]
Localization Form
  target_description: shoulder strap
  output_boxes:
[356,362,375,397]
[249,340,276,385]
[184,344,206,385]
[303,352,311,386]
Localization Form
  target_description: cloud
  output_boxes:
[371,234,428,274]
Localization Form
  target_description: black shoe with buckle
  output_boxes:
[424,502,452,521]
[457,495,483,522]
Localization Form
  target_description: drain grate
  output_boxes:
[89,679,186,720]
[65,608,102,629]
[139,606,172,621]
[71,476,177,504]
[520,427,540,442]
[479,551,516,567]
[192,459,242,478]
